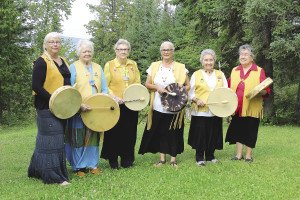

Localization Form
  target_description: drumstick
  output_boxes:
[207,100,228,105]
[124,97,145,102]
[163,91,177,96]
[90,106,116,110]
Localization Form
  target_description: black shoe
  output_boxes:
[121,160,133,168]
[245,158,253,163]
[109,162,119,169]
[231,156,244,161]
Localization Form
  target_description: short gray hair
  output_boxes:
[76,39,94,56]
[200,49,216,64]
[43,32,61,50]
[160,41,175,51]
[239,44,255,58]
[114,39,131,51]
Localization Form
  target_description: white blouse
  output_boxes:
[188,69,228,117]
[147,64,188,114]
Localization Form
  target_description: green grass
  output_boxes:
[0,122,299,200]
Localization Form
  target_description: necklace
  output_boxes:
[160,65,173,83]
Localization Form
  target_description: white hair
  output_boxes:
[76,39,94,56]
[200,49,216,64]
[43,32,61,51]
[239,44,255,59]
[160,41,175,51]
[114,39,131,51]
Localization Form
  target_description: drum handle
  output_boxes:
[163,91,177,96]
[207,101,228,105]
[91,106,116,110]
[124,97,145,102]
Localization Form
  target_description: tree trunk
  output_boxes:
[295,81,300,126]
[260,21,274,121]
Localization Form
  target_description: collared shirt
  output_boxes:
[104,58,141,95]
[189,69,228,117]
[228,63,270,116]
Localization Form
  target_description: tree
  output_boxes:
[243,0,300,123]
[123,0,163,81]
[26,0,74,57]
[0,0,32,124]
[87,0,132,65]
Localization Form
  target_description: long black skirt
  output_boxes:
[138,110,184,157]
[225,115,260,148]
[188,116,223,151]
[28,109,69,184]
[101,104,138,162]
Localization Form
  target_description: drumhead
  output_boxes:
[161,83,188,112]
[49,86,82,119]
[81,94,120,132]
[123,84,150,111]
[207,87,238,117]
[246,77,273,99]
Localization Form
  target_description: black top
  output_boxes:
[32,56,71,110]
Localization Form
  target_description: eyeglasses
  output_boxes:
[161,49,174,52]
[82,50,92,54]
[48,41,61,45]
[116,48,129,52]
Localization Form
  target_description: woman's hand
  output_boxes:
[193,98,205,107]
[80,103,91,112]
[112,95,124,104]
[259,89,267,96]
[156,85,168,94]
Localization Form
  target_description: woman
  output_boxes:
[188,49,228,166]
[28,32,70,185]
[138,41,190,168]
[65,39,108,177]
[225,44,270,163]
[101,39,141,169]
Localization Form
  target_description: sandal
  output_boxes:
[245,158,253,163]
[170,161,178,168]
[231,156,244,161]
[154,160,166,167]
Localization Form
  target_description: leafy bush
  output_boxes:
[273,84,298,124]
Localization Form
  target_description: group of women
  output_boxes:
[28,32,270,185]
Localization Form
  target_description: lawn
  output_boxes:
[0,121,299,200]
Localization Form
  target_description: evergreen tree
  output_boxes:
[0,0,32,124]
[26,0,74,57]
[87,0,131,65]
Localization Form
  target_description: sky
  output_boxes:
[62,0,99,39]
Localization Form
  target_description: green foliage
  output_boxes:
[0,0,33,124]
[273,84,298,124]
[87,0,132,66]
[60,38,77,64]
[123,0,163,82]
[0,123,300,199]
[25,0,75,57]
